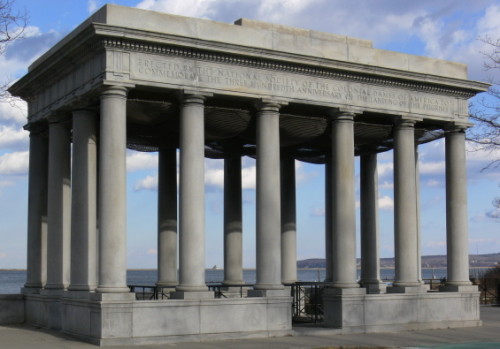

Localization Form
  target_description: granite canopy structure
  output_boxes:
[7,4,489,346]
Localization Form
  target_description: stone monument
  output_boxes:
[6,4,488,345]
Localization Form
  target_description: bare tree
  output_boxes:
[0,0,27,99]
[467,36,500,169]
[468,37,500,219]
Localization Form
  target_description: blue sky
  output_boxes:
[0,0,499,269]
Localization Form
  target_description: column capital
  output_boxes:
[327,109,358,122]
[100,85,129,100]
[254,98,288,113]
[178,90,213,105]
[394,115,422,128]
[444,122,472,133]
[47,113,71,126]
[25,122,48,136]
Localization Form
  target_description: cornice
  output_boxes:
[98,35,488,99]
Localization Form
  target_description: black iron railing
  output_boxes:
[286,282,325,323]
[128,285,176,300]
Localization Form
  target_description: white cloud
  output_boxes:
[134,175,158,191]
[126,152,158,172]
[379,181,393,190]
[0,151,29,175]
[146,248,157,255]
[241,164,256,189]
[378,195,394,210]
[419,161,445,175]
[425,179,441,187]
[256,0,321,23]
[377,162,394,178]
[88,0,100,13]
[0,125,28,149]
[0,252,6,259]
[136,0,218,18]
[0,98,27,124]
[205,167,224,188]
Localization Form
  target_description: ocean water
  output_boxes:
[0,268,455,294]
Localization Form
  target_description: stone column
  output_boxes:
[157,147,178,287]
[391,118,422,291]
[360,152,386,293]
[329,112,359,289]
[223,154,244,286]
[97,86,129,293]
[69,110,97,292]
[443,126,473,291]
[173,92,212,298]
[324,156,332,282]
[45,119,71,291]
[281,156,297,284]
[251,101,285,295]
[24,128,48,291]
[415,147,423,284]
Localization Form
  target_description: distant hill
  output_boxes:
[297,253,500,269]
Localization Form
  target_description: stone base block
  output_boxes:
[0,294,24,324]
[363,282,387,294]
[56,295,292,346]
[323,289,481,333]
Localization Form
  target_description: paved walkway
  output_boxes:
[2,306,500,348]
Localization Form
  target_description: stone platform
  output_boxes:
[22,292,292,346]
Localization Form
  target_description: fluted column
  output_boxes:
[174,92,212,298]
[69,110,98,292]
[391,118,421,290]
[223,154,244,286]
[97,86,129,293]
[360,152,385,293]
[24,128,48,291]
[157,147,178,287]
[329,111,358,288]
[281,156,297,284]
[45,120,71,291]
[252,101,285,294]
[444,126,473,290]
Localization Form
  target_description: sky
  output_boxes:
[0,0,499,269]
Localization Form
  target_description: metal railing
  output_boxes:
[287,282,325,323]
[207,283,252,298]
[128,285,176,300]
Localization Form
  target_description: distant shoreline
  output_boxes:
[1,266,495,272]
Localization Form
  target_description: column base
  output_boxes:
[440,284,478,293]
[324,282,360,289]
[67,285,97,292]
[361,281,387,294]
[44,283,67,290]
[89,292,135,301]
[40,288,66,297]
[323,287,366,296]
[169,291,214,299]
[156,281,178,287]
[387,285,429,294]
[21,287,43,295]
[248,289,290,297]
[222,280,246,286]
[96,286,130,293]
